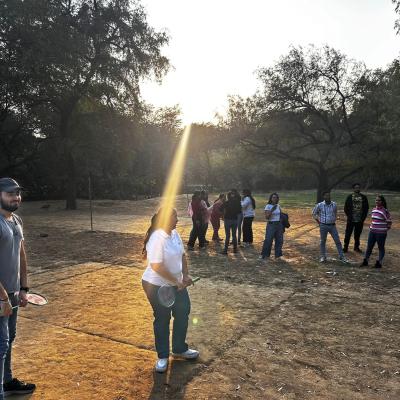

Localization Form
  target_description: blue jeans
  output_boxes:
[0,294,19,400]
[261,222,283,258]
[224,219,238,250]
[142,281,190,359]
[237,213,243,243]
[319,224,344,258]
[365,231,387,262]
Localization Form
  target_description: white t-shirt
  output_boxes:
[241,196,255,218]
[142,229,184,286]
[264,204,281,222]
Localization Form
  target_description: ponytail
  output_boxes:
[142,213,158,259]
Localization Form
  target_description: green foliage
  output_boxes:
[0,0,169,207]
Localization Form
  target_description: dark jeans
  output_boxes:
[210,216,221,240]
[187,218,206,247]
[0,293,19,400]
[344,220,364,249]
[224,219,238,250]
[237,213,243,243]
[365,231,387,262]
[242,217,254,243]
[202,222,209,241]
[261,221,284,258]
[142,281,190,359]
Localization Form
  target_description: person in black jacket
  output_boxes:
[220,190,242,254]
[343,183,369,253]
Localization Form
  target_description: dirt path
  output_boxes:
[10,197,400,399]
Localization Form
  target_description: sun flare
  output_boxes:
[156,124,192,230]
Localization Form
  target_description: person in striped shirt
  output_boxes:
[360,195,392,268]
[312,191,347,263]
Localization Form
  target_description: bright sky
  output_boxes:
[140,0,399,125]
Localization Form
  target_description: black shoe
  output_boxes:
[187,245,194,251]
[233,247,238,253]
[354,247,363,253]
[204,240,210,244]
[343,247,348,253]
[374,260,382,268]
[221,249,228,255]
[360,258,368,267]
[3,378,36,396]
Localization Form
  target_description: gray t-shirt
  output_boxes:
[0,214,23,293]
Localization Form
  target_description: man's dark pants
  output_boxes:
[344,220,364,250]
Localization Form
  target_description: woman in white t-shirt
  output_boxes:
[142,208,199,373]
[259,192,284,260]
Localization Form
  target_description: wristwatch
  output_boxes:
[20,286,29,292]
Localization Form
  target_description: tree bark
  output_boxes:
[316,167,329,203]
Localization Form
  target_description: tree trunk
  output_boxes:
[60,106,78,210]
[316,167,329,203]
[65,149,77,210]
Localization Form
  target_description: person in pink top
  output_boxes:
[360,195,392,268]
[210,194,226,241]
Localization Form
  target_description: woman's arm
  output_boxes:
[265,204,277,219]
[150,262,183,287]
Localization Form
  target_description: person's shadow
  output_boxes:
[147,358,199,400]
[7,395,33,400]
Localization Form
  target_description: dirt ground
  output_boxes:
[9,195,400,399]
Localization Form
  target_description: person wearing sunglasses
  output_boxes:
[0,178,35,398]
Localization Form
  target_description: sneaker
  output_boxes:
[374,260,382,269]
[360,258,368,267]
[258,255,265,260]
[3,378,36,396]
[155,358,169,373]
[319,256,327,263]
[221,249,228,255]
[187,245,194,251]
[339,256,349,263]
[354,248,363,253]
[172,349,199,359]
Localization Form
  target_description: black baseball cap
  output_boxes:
[0,178,23,192]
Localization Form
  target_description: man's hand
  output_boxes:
[19,291,28,307]
[1,300,13,316]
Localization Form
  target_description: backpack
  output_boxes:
[280,212,290,229]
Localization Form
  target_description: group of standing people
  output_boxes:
[313,184,392,268]
[187,189,256,254]
[140,184,392,375]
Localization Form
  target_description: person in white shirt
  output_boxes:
[259,193,284,259]
[312,191,347,263]
[241,189,256,247]
[142,208,199,373]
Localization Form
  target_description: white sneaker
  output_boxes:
[339,256,349,263]
[172,348,199,359]
[258,255,266,260]
[155,358,169,373]
[319,256,327,263]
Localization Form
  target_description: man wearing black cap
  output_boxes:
[0,178,35,398]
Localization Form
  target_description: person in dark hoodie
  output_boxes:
[343,183,369,253]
